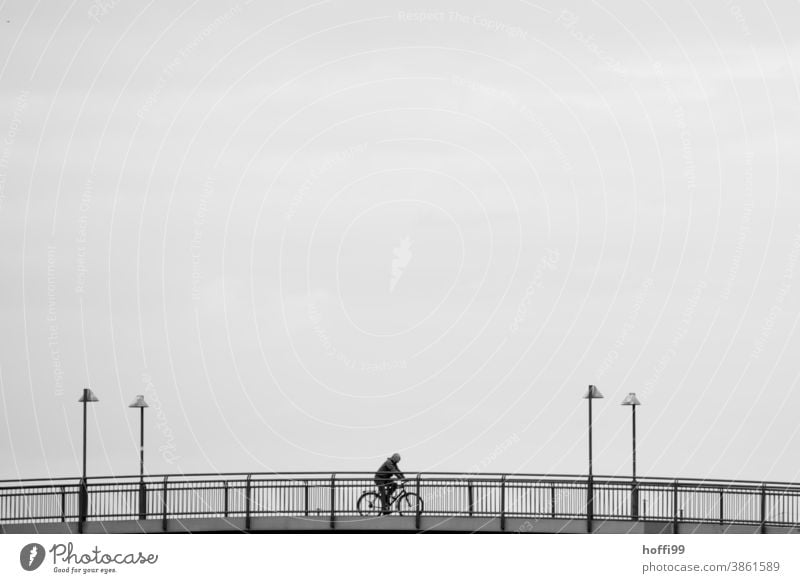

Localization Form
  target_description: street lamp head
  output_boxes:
[78,388,99,403]
[128,395,149,408]
[621,392,641,406]
[583,384,604,399]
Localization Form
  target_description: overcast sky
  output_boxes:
[1,0,799,484]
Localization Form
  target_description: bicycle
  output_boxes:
[357,480,424,517]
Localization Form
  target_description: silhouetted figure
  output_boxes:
[374,453,405,515]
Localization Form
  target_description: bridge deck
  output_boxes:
[4,516,800,534]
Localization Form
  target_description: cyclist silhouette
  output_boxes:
[374,453,405,515]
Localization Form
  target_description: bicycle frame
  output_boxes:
[387,482,408,505]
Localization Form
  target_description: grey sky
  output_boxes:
[1,0,799,484]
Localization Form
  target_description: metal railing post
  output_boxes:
[587,475,594,533]
[500,475,506,532]
[138,480,147,520]
[245,474,252,531]
[672,481,679,534]
[550,483,556,518]
[60,485,66,523]
[760,484,767,534]
[329,474,336,530]
[415,473,422,531]
[78,478,87,534]
[719,489,724,525]
[468,479,474,517]
[304,480,309,517]
[161,477,168,532]
[631,480,639,520]
[224,481,229,518]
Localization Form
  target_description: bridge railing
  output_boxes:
[2,472,800,528]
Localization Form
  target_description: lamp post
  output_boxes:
[622,392,641,519]
[129,395,149,520]
[78,388,99,533]
[583,384,603,532]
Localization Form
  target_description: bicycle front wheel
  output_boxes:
[396,492,423,516]
[357,492,383,517]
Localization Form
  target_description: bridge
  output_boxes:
[2,472,800,534]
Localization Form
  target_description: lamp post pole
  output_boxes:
[82,396,87,482]
[588,391,594,477]
[632,403,637,480]
[129,395,149,520]
[622,392,642,520]
[139,406,144,479]
[78,388,99,533]
[583,385,603,532]
[588,389,593,527]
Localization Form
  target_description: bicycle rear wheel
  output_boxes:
[357,492,383,517]
[396,492,423,516]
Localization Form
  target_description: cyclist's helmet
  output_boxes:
[391,453,401,463]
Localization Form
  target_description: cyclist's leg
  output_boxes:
[377,480,390,514]
[385,481,397,508]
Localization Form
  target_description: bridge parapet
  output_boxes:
[2,472,799,532]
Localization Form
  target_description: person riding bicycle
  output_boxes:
[374,453,405,514]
